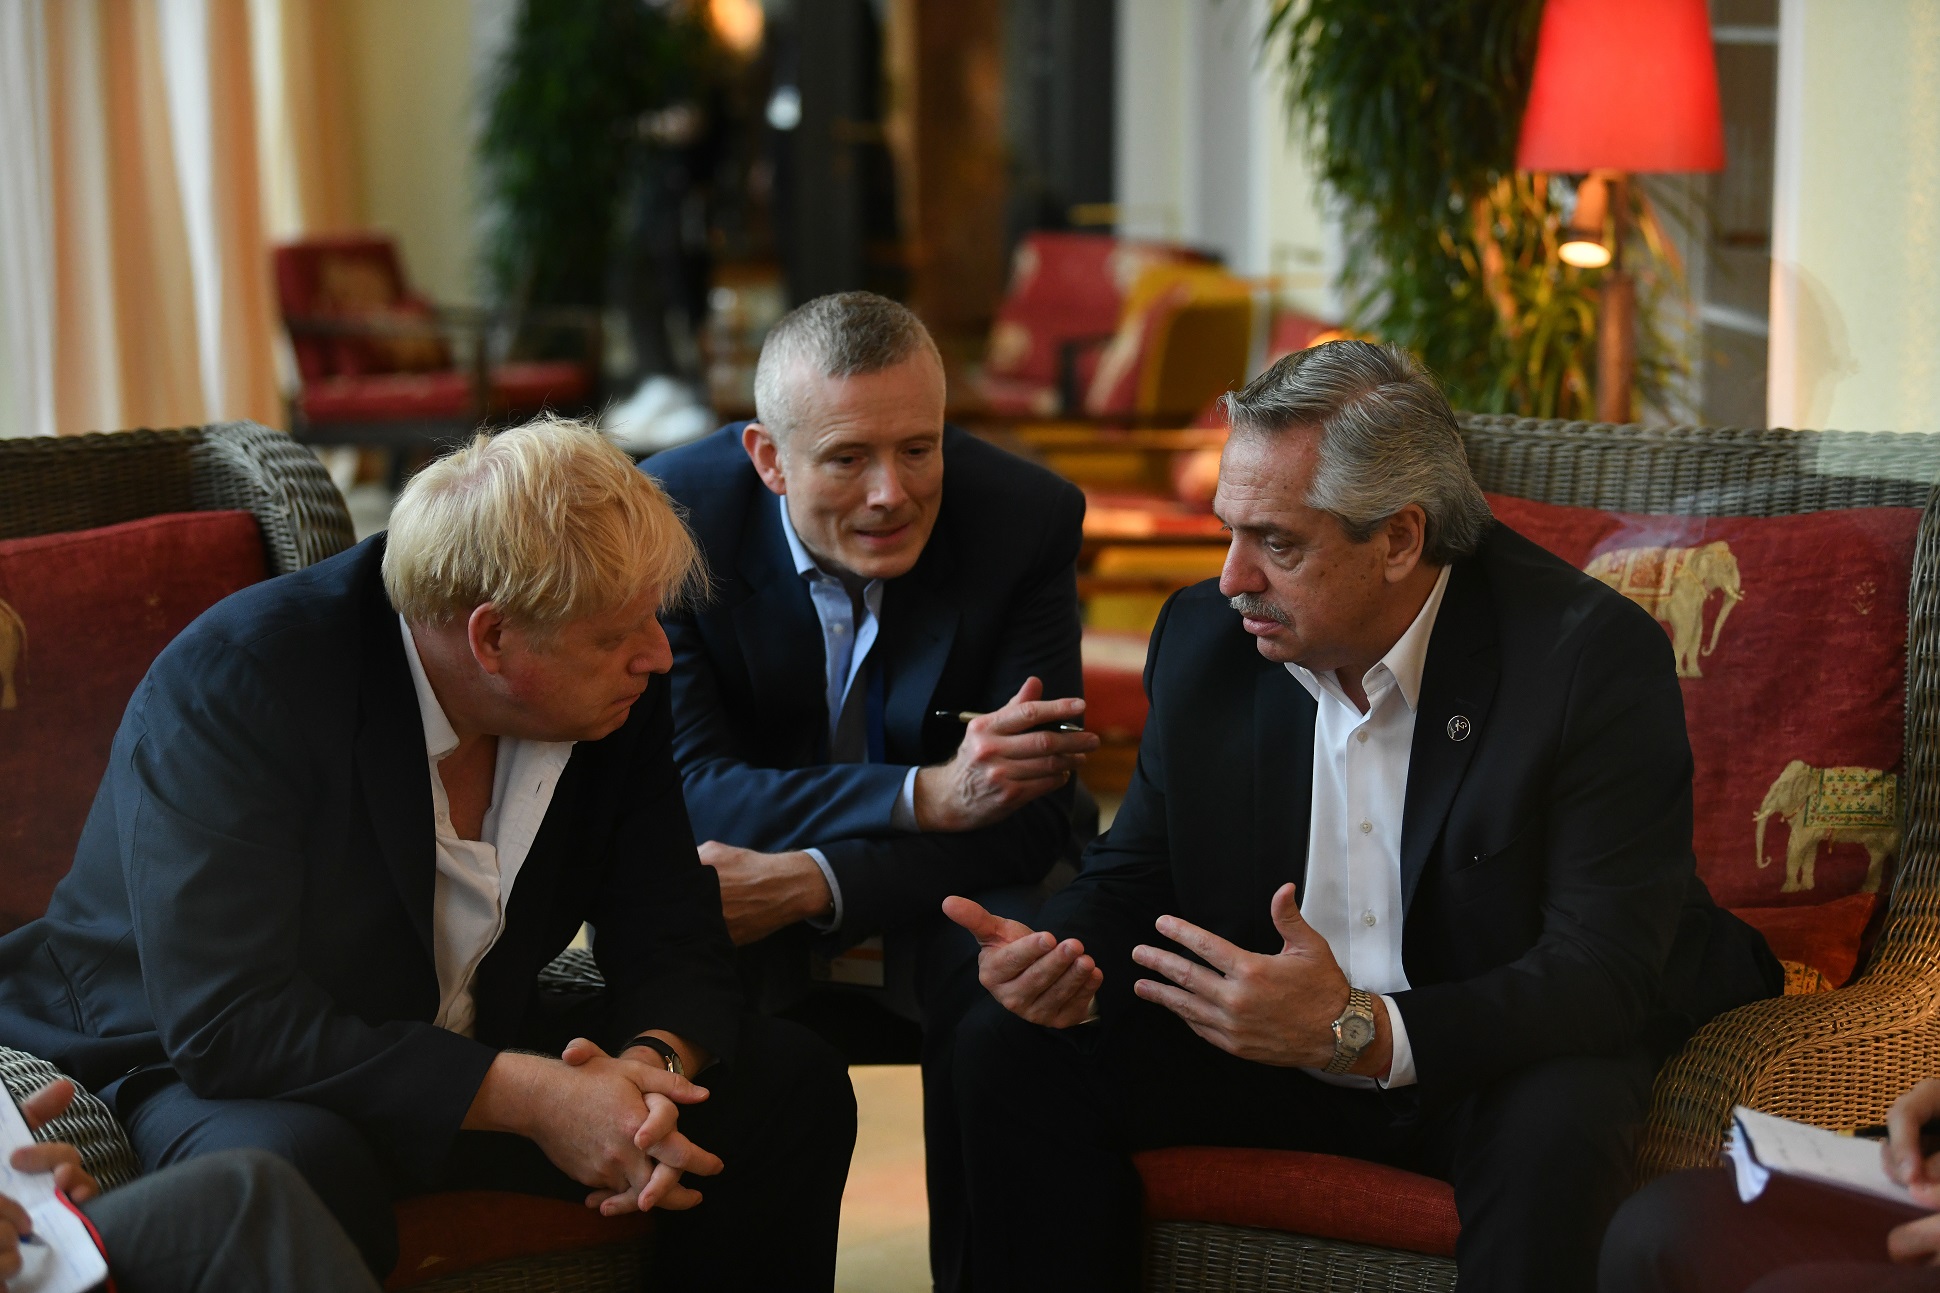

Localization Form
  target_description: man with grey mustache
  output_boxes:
[945,340,1780,1292]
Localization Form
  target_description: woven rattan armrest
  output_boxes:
[1639,967,1940,1179]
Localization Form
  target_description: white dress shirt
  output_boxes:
[1284,564,1451,1090]
[777,496,921,931]
[399,616,575,1037]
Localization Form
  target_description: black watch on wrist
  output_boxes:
[623,1034,684,1078]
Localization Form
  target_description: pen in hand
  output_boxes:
[934,709,1086,734]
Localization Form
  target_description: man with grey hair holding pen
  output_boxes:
[647,290,1097,1293]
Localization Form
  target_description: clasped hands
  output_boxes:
[944,881,1391,1077]
[470,1038,720,1218]
[699,677,1098,947]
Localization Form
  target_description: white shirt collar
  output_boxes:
[1287,563,1454,714]
[399,615,461,761]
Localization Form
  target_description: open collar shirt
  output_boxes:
[1284,563,1451,1090]
[399,616,575,1038]
[777,496,921,932]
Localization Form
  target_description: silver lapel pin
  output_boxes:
[1447,715,1472,742]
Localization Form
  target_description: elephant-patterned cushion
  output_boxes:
[0,511,267,931]
[1487,494,1922,985]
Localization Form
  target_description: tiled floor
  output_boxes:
[838,1065,931,1292]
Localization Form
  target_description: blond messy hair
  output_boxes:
[382,415,706,636]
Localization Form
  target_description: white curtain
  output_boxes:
[0,0,341,439]
[0,1,55,437]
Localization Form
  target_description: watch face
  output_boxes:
[1340,1015,1376,1049]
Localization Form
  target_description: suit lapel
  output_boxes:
[1399,559,1501,912]
[354,565,437,964]
[1253,664,1317,898]
[732,496,827,725]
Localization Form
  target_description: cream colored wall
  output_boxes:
[340,0,481,305]
[1114,0,1337,319]
[1769,0,1940,432]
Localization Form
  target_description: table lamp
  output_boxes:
[1516,0,1724,422]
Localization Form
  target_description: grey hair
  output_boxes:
[752,291,942,439]
[1219,340,1492,565]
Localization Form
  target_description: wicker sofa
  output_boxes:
[1140,415,1940,1292]
[0,423,650,1292]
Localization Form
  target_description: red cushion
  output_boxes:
[490,361,591,413]
[1135,1147,1459,1258]
[386,1192,652,1290]
[1733,891,1880,988]
[1082,630,1150,741]
[1487,494,1920,985]
[300,371,474,422]
[1083,283,1191,418]
[0,513,267,930]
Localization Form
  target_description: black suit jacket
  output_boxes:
[647,423,1086,939]
[1045,523,1779,1098]
[0,538,742,1184]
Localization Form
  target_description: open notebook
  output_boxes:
[0,1092,107,1293]
[1730,1106,1923,1209]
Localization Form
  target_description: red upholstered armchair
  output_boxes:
[980,231,1254,423]
[273,236,598,451]
[0,425,651,1291]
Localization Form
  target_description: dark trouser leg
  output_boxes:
[953,997,1408,1293]
[441,1013,856,1293]
[85,1148,382,1293]
[917,885,1049,1293]
[119,1079,398,1277]
[1600,1167,1923,1293]
[1424,1047,1654,1293]
[654,1014,856,1290]
[954,997,1144,1293]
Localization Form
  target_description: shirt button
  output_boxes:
[1363,910,1377,927]
[1356,730,1369,743]
[1359,820,1372,834]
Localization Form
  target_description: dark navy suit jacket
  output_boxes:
[1044,523,1780,1098]
[647,423,1087,940]
[0,537,742,1184]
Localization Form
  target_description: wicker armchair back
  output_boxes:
[0,422,354,575]
[1456,415,1940,1178]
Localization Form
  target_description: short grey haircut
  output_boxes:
[1219,340,1492,565]
[752,291,942,439]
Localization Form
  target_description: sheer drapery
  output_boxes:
[0,0,361,438]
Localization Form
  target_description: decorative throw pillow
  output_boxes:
[1487,494,1921,986]
[0,512,267,931]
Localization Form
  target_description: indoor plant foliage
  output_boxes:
[1266,0,1686,419]
[478,0,709,313]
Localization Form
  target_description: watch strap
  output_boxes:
[623,1034,683,1078]
[1323,988,1377,1075]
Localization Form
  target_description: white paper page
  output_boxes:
[0,1093,107,1293]
[1733,1106,1920,1209]
[1726,1120,1772,1202]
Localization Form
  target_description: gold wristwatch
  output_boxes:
[1323,988,1378,1075]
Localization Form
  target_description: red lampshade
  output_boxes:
[1517,0,1724,173]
